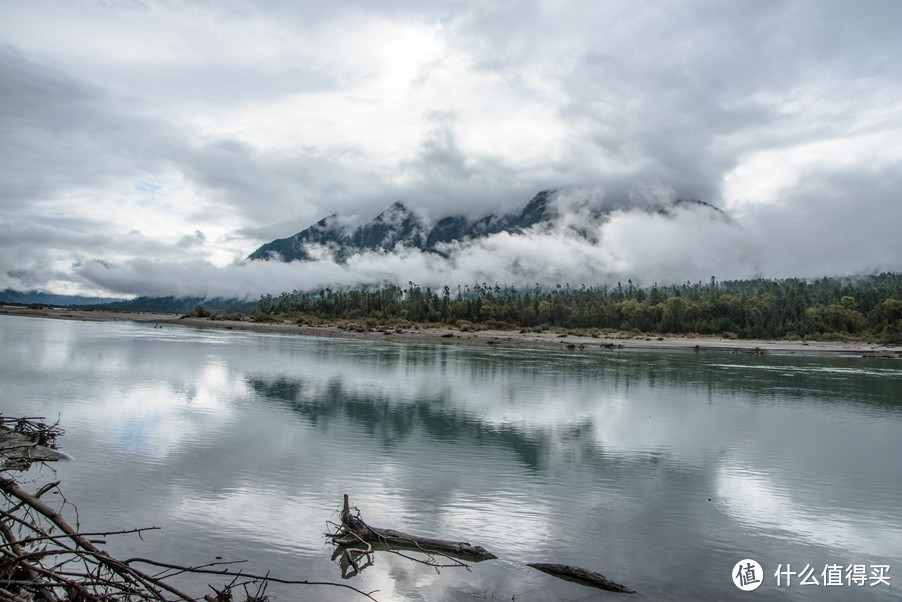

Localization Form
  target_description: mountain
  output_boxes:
[248,188,727,263]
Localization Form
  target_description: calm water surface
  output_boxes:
[2,315,901,600]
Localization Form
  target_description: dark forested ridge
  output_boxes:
[88,296,258,315]
[0,289,125,306]
[248,273,902,342]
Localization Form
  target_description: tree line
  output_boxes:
[248,273,902,341]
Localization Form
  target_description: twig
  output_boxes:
[14,526,162,549]
[124,558,381,601]
[2,418,383,602]
[0,476,188,601]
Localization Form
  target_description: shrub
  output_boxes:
[183,305,212,318]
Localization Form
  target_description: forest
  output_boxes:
[247,273,902,342]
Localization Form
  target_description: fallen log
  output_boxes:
[329,495,637,595]
[330,494,497,562]
[527,562,637,594]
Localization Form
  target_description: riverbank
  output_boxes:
[3,305,900,357]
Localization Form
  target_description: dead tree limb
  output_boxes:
[0,418,68,472]
[122,558,380,601]
[328,494,637,595]
[527,562,637,594]
[0,475,191,601]
[330,494,497,563]
[2,417,381,602]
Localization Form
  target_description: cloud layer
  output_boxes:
[2,1,901,297]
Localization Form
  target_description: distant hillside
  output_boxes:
[88,296,257,314]
[0,289,126,306]
[248,189,728,263]
[1,290,255,315]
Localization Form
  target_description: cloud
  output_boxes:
[176,230,207,250]
[74,196,763,298]
[1,1,901,297]
[737,165,902,278]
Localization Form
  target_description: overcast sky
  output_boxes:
[2,0,901,299]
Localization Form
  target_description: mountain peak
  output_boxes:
[248,188,729,263]
[515,189,557,227]
[372,201,414,224]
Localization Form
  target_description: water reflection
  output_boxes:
[2,315,901,601]
[716,461,902,559]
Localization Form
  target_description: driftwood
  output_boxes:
[527,562,637,594]
[1,416,378,602]
[329,494,637,595]
[0,419,70,471]
[330,494,497,562]
[3,416,634,600]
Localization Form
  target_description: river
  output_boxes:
[2,314,900,600]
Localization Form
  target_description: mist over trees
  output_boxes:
[249,273,902,342]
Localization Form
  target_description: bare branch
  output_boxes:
[124,558,381,601]
[2,417,381,602]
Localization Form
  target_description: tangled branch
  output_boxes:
[326,494,637,595]
[0,417,379,602]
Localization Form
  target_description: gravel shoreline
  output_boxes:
[3,305,900,357]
